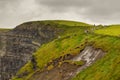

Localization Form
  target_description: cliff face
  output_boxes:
[0,33,7,57]
[0,22,63,80]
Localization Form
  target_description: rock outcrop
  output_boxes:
[0,22,63,80]
[72,46,106,75]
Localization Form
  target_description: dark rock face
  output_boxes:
[0,22,62,80]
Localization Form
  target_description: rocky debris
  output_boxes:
[45,54,75,68]
[0,22,63,80]
[28,53,80,80]
[29,63,79,80]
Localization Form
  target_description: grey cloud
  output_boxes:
[82,0,120,23]
[0,0,43,28]
[35,0,120,24]
[35,0,91,12]
[0,0,120,28]
[38,0,90,7]
[0,0,21,10]
[36,0,120,13]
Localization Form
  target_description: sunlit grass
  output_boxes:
[95,25,120,37]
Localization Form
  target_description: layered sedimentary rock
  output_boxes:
[0,33,7,57]
[0,22,62,80]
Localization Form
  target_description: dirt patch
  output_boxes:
[29,62,79,80]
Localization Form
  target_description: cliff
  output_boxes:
[0,21,64,80]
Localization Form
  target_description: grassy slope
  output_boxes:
[72,35,120,80]
[95,25,120,37]
[72,26,120,80]
[13,21,120,80]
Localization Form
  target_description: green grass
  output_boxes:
[72,35,120,80]
[49,20,91,26]
[95,25,120,37]
[34,27,87,69]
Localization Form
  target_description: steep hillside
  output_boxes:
[11,20,91,80]
[0,20,91,80]
[0,21,73,80]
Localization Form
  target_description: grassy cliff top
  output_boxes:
[15,20,91,28]
[12,21,120,80]
[42,20,91,26]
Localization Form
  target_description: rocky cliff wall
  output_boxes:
[0,22,62,80]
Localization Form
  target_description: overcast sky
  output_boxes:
[0,0,120,28]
